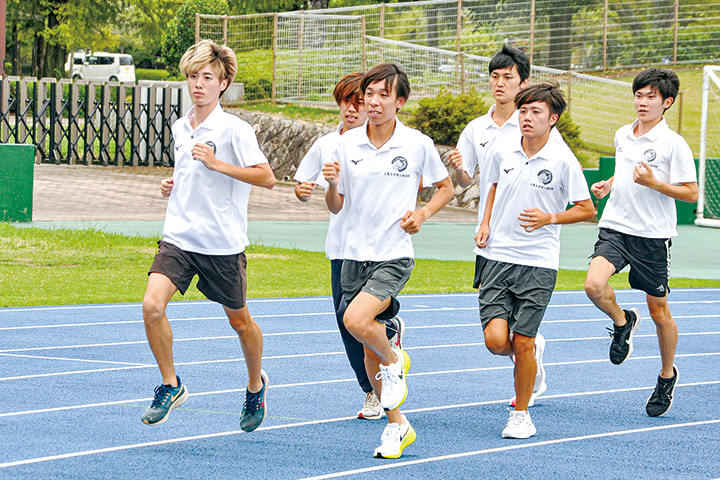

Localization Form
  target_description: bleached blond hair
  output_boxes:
[179,40,237,95]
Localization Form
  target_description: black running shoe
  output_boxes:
[646,365,678,417]
[608,308,642,365]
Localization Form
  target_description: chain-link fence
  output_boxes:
[197,0,693,151]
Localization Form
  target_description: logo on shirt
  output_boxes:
[351,159,364,165]
[174,144,183,151]
[503,168,514,174]
[391,156,408,172]
[205,141,217,154]
[479,141,489,148]
[643,149,657,163]
[537,169,553,185]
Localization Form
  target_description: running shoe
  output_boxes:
[386,316,405,349]
[609,308,642,365]
[376,348,410,411]
[357,391,384,420]
[646,365,678,417]
[509,333,548,408]
[501,410,536,439]
[141,375,188,426]
[240,370,268,432]
[373,415,416,458]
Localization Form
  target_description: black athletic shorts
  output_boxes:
[591,227,671,298]
[149,241,248,309]
[472,254,488,289]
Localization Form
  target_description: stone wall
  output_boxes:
[229,109,478,210]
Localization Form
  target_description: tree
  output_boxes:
[161,0,228,76]
[6,0,125,78]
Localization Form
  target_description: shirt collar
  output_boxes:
[485,104,520,129]
[353,118,408,150]
[627,117,669,142]
[183,103,224,131]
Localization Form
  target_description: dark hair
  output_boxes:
[361,62,411,102]
[632,67,680,104]
[333,71,364,107]
[488,44,531,82]
[514,80,567,118]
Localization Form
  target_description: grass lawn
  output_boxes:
[1,224,718,308]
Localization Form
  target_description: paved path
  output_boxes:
[22,164,720,279]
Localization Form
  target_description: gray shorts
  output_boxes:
[341,258,414,308]
[478,259,557,337]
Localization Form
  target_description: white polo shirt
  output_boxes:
[336,119,449,262]
[458,106,568,256]
[599,118,696,239]
[163,104,269,255]
[294,123,346,260]
[482,132,591,271]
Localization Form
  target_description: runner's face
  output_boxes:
[634,86,673,125]
[339,98,366,132]
[187,65,227,107]
[518,100,557,141]
[490,65,527,105]
[364,79,405,126]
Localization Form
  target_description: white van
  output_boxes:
[66,52,136,83]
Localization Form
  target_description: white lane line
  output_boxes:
[2,358,719,417]
[2,314,718,354]
[1,383,718,470]
[2,334,719,381]
[1,288,716,315]
[297,418,720,480]
[2,299,718,331]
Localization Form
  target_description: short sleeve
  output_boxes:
[456,126,478,177]
[669,138,697,185]
[231,120,268,167]
[420,141,449,187]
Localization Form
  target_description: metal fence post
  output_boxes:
[49,81,57,163]
[361,16,367,72]
[195,13,200,43]
[456,0,462,53]
[272,13,277,102]
[529,0,535,65]
[222,14,228,46]
[603,0,608,71]
[298,13,304,101]
[673,0,679,64]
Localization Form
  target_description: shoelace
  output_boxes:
[506,411,526,427]
[150,384,171,408]
[365,392,380,407]
[380,423,402,443]
[606,325,624,342]
[375,367,399,387]
[651,381,673,402]
[243,390,262,414]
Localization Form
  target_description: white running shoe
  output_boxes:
[509,333,548,408]
[376,348,410,411]
[501,410,536,439]
[357,391,384,420]
[373,414,417,458]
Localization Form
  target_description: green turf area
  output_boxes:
[2,224,718,308]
